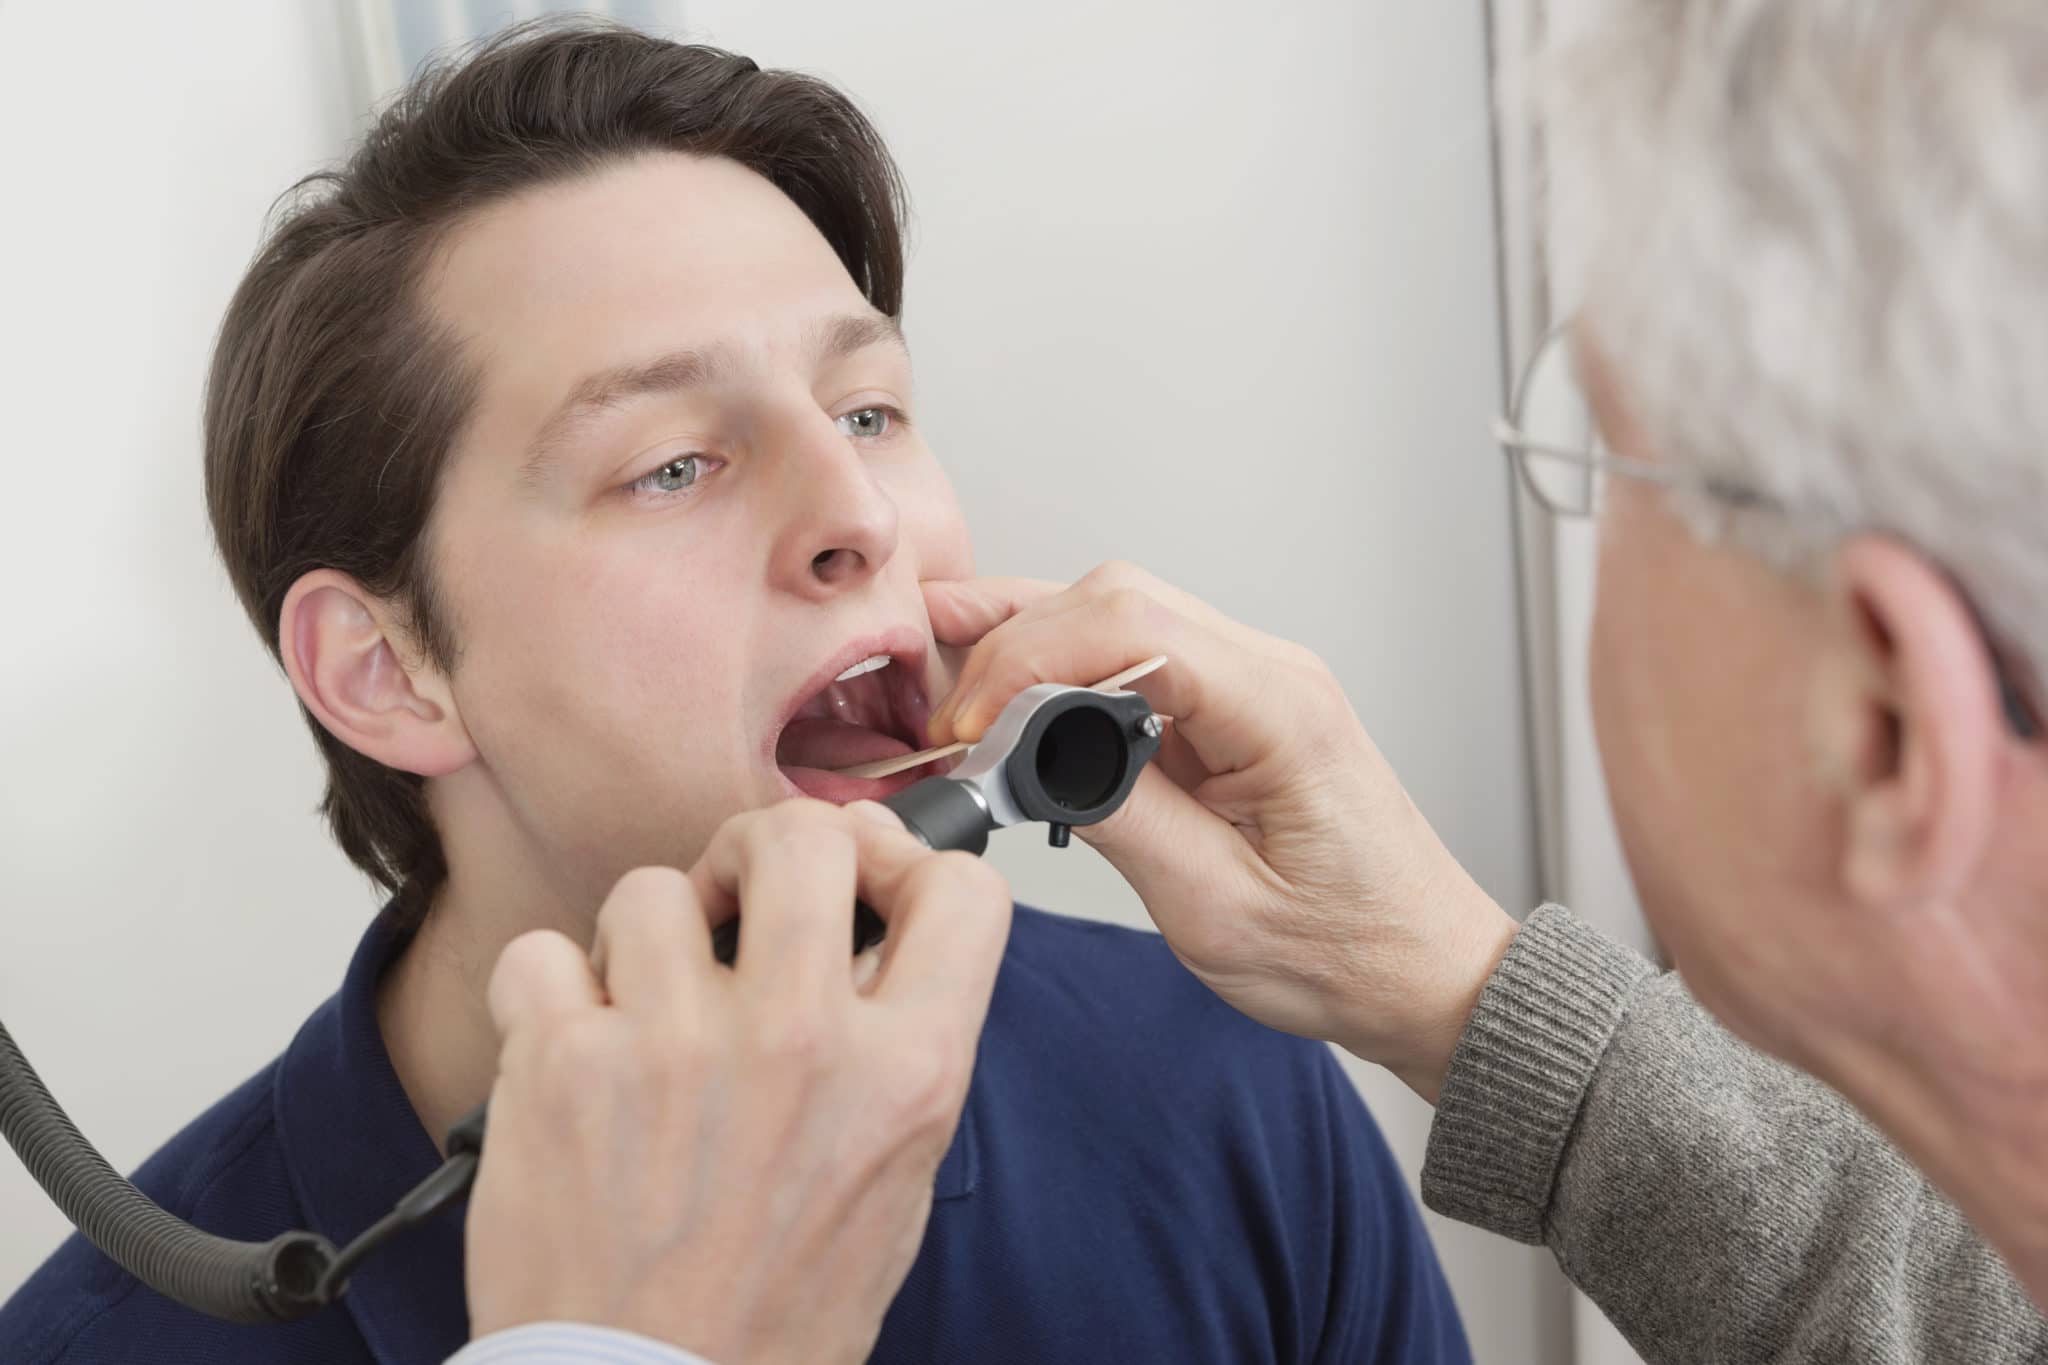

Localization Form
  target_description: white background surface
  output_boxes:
[0,3,1564,1359]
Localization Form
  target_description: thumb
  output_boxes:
[921,576,1063,647]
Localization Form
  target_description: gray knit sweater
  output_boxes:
[1419,904,2047,1362]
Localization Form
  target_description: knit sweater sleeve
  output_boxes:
[1419,904,2045,1363]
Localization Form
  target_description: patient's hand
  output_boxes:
[924,562,1516,1102]
[465,800,1012,1360]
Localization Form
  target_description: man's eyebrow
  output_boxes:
[517,312,908,485]
[522,347,724,484]
[814,312,909,365]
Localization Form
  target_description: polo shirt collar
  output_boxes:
[274,906,470,1362]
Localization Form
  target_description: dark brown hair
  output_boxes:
[204,19,908,920]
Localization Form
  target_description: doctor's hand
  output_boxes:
[924,562,1516,1103]
[463,800,1012,1363]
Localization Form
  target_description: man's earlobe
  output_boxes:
[1829,537,2000,910]
[278,570,477,779]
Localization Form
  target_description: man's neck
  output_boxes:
[1859,1055,2048,1307]
[376,850,595,1153]
[1823,896,2048,1307]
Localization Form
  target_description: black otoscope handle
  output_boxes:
[882,776,992,856]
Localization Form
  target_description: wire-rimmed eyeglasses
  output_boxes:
[1493,322,2041,741]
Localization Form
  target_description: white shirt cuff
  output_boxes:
[447,1322,718,1365]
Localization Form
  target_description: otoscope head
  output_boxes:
[888,682,1161,851]
[711,681,1162,966]
[1001,685,1156,830]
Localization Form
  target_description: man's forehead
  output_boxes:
[515,310,909,483]
[554,311,906,401]
[416,156,904,476]
[428,151,865,345]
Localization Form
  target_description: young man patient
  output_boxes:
[0,22,1468,1363]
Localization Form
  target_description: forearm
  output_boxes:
[1420,905,2044,1363]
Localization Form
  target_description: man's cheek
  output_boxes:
[1591,569,1696,872]
[920,530,975,585]
[1587,572,1631,757]
[890,471,974,579]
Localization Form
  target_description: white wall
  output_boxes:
[0,2,1564,1359]
[0,0,374,1297]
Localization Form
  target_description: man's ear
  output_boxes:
[1825,535,2003,910]
[278,569,477,779]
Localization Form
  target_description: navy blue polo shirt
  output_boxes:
[2,903,1469,1363]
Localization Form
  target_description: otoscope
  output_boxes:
[0,680,1163,1325]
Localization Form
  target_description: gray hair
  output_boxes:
[1537,0,2048,681]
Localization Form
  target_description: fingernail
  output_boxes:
[945,687,978,732]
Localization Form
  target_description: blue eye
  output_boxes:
[629,455,705,496]
[835,407,894,439]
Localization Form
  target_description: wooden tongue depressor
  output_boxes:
[831,655,1170,781]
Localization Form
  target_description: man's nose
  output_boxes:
[764,414,901,599]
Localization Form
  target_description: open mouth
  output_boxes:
[774,646,945,801]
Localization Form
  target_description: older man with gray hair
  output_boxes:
[268,1,2048,1361]
[916,0,2048,1359]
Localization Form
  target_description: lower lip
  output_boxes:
[776,753,959,804]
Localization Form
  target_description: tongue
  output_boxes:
[777,718,913,772]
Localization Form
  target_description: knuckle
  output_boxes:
[1086,559,1145,591]
[782,796,843,825]
[627,1028,708,1093]
[491,928,569,990]
[1305,656,1349,707]
[597,868,690,943]
[607,865,689,909]
[929,851,1011,906]
[1277,639,1325,674]
[1104,585,1157,631]
[745,800,848,859]
[887,1039,972,1127]
[790,824,857,868]
[712,806,762,840]
[754,1009,836,1071]
[1261,645,1337,706]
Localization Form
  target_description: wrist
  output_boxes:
[1347,872,1519,1105]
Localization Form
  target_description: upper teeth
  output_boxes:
[835,654,892,682]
